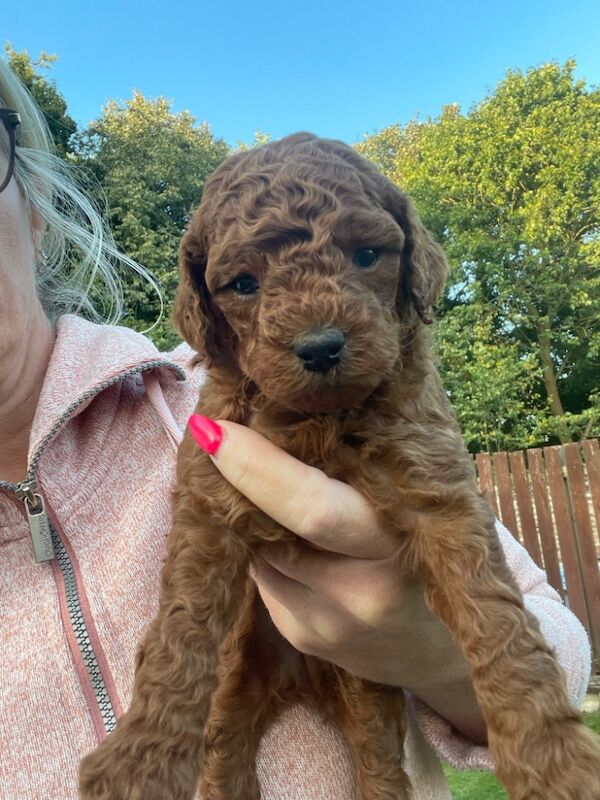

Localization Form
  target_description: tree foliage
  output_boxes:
[7,51,599,450]
[77,93,230,348]
[358,61,600,449]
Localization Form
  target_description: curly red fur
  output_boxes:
[79,133,600,800]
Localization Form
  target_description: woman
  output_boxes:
[0,59,591,800]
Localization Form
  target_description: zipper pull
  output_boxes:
[14,480,55,562]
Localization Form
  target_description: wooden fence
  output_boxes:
[475,439,600,681]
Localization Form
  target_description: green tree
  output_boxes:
[235,130,271,151]
[358,61,600,449]
[78,92,230,348]
[5,44,76,157]
[435,304,542,452]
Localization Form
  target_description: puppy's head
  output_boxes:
[173,133,447,413]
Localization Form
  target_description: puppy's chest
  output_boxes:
[249,414,423,508]
[246,410,475,515]
[252,416,370,480]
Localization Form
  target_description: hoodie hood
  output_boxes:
[28,315,186,467]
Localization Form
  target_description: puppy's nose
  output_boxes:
[293,329,346,373]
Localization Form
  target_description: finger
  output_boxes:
[257,540,372,603]
[251,556,341,655]
[257,542,399,624]
[189,416,396,558]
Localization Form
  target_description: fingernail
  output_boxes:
[188,414,223,455]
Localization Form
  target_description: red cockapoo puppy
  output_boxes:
[79,133,600,800]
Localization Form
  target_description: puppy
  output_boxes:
[79,133,600,800]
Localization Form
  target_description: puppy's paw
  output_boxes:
[78,730,201,800]
[78,743,151,800]
[200,771,261,800]
[547,723,600,800]
[500,721,600,800]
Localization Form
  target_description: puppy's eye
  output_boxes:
[353,248,379,268]
[231,274,259,295]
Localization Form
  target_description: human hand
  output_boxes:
[187,416,469,689]
[188,414,487,742]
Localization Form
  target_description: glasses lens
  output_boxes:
[0,121,10,189]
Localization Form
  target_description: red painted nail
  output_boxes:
[188,414,223,455]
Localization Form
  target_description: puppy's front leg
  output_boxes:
[79,499,249,800]
[394,492,600,800]
[331,670,411,800]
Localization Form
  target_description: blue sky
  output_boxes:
[4,0,600,146]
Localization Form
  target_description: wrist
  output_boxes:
[385,612,488,744]
[391,602,468,693]
[402,629,488,744]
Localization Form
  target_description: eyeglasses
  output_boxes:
[0,108,21,194]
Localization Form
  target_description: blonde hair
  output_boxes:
[0,56,161,325]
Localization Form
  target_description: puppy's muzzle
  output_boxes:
[293,328,346,373]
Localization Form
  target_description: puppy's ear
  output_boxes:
[172,226,238,368]
[385,184,448,324]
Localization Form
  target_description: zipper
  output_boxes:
[48,506,118,734]
[14,480,55,562]
[5,481,118,734]
[0,358,185,551]
[0,358,186,735]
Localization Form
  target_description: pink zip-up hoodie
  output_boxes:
[0,315,592,800]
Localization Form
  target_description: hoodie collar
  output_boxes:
[28,315,185,470]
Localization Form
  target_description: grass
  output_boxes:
[444,711,600,799]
